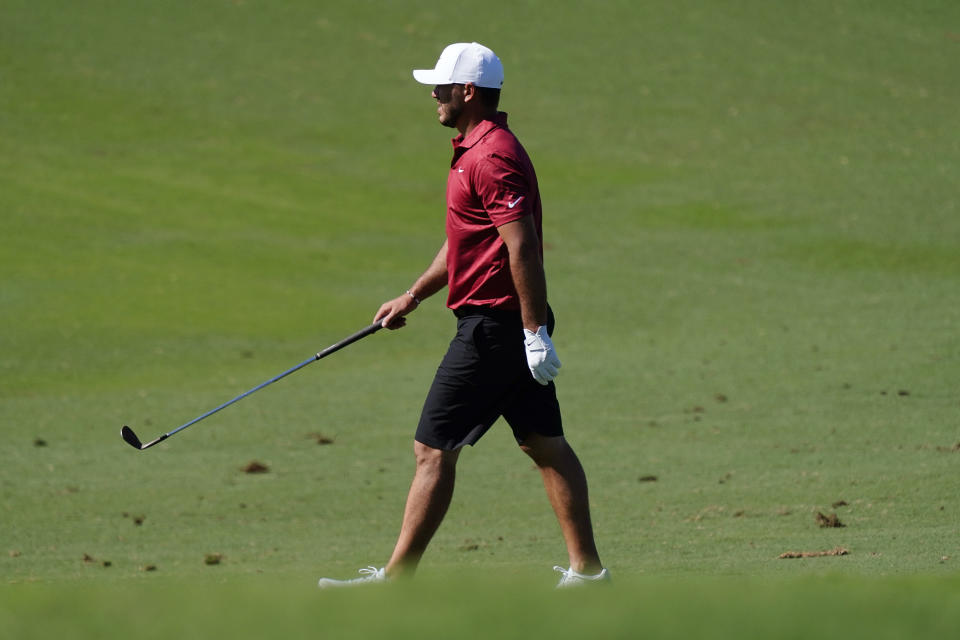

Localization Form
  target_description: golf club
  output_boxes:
[121,321,384,451]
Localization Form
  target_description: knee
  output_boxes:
[519,434,570,466]
[413,440,459,472]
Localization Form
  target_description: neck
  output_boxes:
[457,108,499,136]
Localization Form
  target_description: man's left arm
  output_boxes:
[498,217,561,385]
[497,217,548,332]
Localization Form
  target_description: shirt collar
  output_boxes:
[451,112,509,151]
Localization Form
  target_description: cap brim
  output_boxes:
[413,69,446,85]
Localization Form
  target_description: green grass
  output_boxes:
[3,573,960,639]
[2,0,959,636]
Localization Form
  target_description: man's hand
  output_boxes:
[375,241,448,330]
[523,326,562,385]
[374,293,420,330]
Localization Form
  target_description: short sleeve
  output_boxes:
[475,153,532,227]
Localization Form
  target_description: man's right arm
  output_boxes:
[374,240,448,329]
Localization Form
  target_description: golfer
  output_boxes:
[318,43,608,588]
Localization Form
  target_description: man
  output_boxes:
[318,42,608,588]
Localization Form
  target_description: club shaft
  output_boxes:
[161,322,383,440]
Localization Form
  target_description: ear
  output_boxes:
[462,82,478,103]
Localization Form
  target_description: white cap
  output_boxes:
[412,42,504,89]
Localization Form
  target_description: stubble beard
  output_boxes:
[439,103,462,129]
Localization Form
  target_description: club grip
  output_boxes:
[316,322,383,360]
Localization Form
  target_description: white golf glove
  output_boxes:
[523,326,562,385]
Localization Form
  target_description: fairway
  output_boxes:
[3,573,960,640]
[2,0,959,637]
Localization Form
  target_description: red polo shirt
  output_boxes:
[445,112,543,311]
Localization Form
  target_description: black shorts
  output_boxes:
[416,306,563,450]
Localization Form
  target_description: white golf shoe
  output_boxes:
[317,566,387,588]
[554,565,611,588]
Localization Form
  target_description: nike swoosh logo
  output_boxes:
[507,196,524,209]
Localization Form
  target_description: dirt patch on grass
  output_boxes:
[82,553,112,567]
[815,511,845,528]
[242,461,270,474]
[122,512,146,525]
[459,539,481,552]
[308,432,335,445]
[779,546,849,559]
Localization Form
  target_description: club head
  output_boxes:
[122,425,169,451]
[121,425,143,449]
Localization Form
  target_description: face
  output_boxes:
[432,84,465,128]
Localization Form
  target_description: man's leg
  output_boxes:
[520,434,603,574]
[384,440,460,577]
